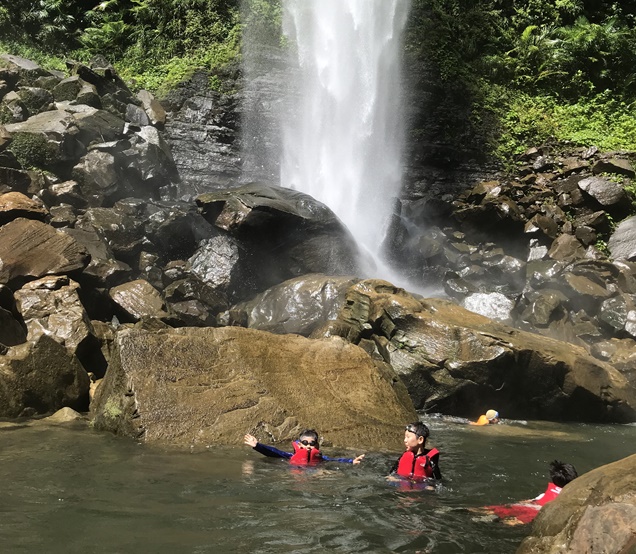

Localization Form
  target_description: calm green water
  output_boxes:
[1,417,635,554]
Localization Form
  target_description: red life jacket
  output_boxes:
[290,441,323,465]
[533,482,562,506]
[396,448,440,480]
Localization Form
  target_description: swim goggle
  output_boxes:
[405,424,429,438]
[300,439,317,446]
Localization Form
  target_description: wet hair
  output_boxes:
[299,429,319,443]
[405,422,430,440]
[549,460,578,487]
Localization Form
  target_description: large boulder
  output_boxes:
[90,326,416,450]
[319,280,636,422]
[196,183,361,292]
[0,334,90,417]
[517,454,636,554]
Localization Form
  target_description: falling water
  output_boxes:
[280,0,411,266]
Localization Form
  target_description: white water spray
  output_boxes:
[280,0,411,268]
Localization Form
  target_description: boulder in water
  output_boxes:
[90,326,416,450]
[517,453,636,554]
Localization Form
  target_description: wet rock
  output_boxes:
[0,334,90,418]
[608,216,636,261]
[520,289,568,327]
[228,274,360,336]
[517,454,636,554]
[109,279,169,322]
[0,218,89,287]
[462,292,516,324]
[196,183,361,290]
[188,235,248,302]
[325,281,636,422]
[90,326,416,450]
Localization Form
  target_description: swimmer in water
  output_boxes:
[244,429,365,466]
[388,422,442,483]
[469,409,500,426]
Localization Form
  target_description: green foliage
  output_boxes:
[8,132,56,170]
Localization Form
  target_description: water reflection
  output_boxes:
[1,418,634,553]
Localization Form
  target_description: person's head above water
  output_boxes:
[549,460,578,487]
[404,422,430,454]
[485,409,500,423]
[297,429,319,450]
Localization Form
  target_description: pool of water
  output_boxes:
[1,416,634,553]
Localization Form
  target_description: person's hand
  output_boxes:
[244,434,258,447]
[353,454,365,464]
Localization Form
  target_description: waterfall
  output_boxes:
[280,0,411,265]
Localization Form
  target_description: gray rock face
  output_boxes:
[608,216,636,261]
[517,453,636,554]
[90,326,416,450]
[578,176,627,207]
[162,72,241,198]
[0,334,90,417]
[0,218,90,286]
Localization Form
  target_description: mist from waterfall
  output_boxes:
[280,0,411,270]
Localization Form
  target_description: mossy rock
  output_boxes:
[7,132,57,170]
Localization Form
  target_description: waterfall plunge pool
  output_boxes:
[2,417,635,553]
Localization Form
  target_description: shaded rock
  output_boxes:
[75,207,145,261]
[16,87,54,117]
[108,279,169,322]
[0,334,90,418]
[521,289,568,327]
[592,157,635,177]
[0,306,27,347]
[227,274,361,336]
[0,191,47,224]
[517,454,636,554]
[64,226,132,287]
[90,326,416,450]
[119,125,178,186]
[0,218,89,287]
[608,216,636,261]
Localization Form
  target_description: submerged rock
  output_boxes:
[90,326,416,450]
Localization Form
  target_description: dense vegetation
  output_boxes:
[1,0,635,163]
